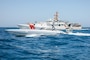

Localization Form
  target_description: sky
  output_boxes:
[0,0,90,27]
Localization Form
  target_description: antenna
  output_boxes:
[52,12,59,30]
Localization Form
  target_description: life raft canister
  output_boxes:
[29,23,35,29]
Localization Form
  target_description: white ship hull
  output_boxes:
[6,29,65,36]
[18,21,82,30]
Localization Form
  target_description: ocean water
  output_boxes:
[0,27,90,60]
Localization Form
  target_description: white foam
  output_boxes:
[68,32,90,36]
[25,34,41,37]
[81,29,90,30]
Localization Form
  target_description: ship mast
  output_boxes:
[54,12,59,21]
[52,12,59,30]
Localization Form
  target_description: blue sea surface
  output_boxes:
[0,27,90,60]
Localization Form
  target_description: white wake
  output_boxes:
[68,32,90,36]
[25,34,41,37]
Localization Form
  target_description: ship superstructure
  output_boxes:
[18,12,82,30]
